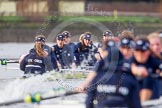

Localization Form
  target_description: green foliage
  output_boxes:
[0,16,25,22]
[0,15,161,29]
[53,16,161,23]
[0,16,161,23]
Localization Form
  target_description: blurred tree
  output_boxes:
[47,0,59,15]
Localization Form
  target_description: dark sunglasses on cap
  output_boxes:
[103,31,113,37]
[62,31,71,37]
[121,38,129,44]
[120,38,133,48]
[84,34,91,39]
[35,37,45,42]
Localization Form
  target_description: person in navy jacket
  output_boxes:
[86,47,142,108]
[62,31,76,53]
[52,34,75,69]
[74,32,97,66]
[118,30,134,60]
[122,37,162,101]
[148,32,162,96]
[62,31,76,68]
[20,35,48,74]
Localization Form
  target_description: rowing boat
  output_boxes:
[34,96,162,108]
[35,104,85,108]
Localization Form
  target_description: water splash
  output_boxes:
[0,72,57,103]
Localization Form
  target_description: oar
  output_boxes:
[0,90,79,106]
[0,58,19,61]
[0,59,19,65]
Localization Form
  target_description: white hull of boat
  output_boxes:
[35,104,85,108]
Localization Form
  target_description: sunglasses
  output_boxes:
[84,38,91,41]
[121,46,131,49]
[35,37,45,42]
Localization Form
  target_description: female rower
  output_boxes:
[74,32,97,66]
[62,31,76,68]
[20,35,48,74]
[86,46,141,108]
[77,39,123,92]
[148,32,162,97]
[148,32,162,59]
[95,30,114,60]
[52,34,75,69]
[62,31,75,51]
[123,37,162,102]
[118,30,134,59]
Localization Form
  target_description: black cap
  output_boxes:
[56,34,64,41]
[83,33,91,40]
[103,30,113,37]
[62,31,71,37]
[35,35,46,42]
[134,39,150,51]
[120,37,134,48]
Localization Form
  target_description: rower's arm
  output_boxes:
[130,80,142,108]
[20,55,27,71]
[79,72,97,91]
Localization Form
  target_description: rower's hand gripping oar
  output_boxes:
[0,88,79,106]
[0,59,19,65]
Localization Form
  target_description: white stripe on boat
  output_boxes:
[35,104,85,108]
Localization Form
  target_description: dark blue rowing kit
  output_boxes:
[74,42,97,66]
[20,49,45,74]
[122,56,162,99]
[86,48,141,108]
[52,44,75,68]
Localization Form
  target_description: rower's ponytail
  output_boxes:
[35,42,46,57]
[79,34,86,50]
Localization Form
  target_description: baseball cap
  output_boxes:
[35,35,46,42]
[83,33,91,40]
[103,30,113,37]
[56,34,64,41]
[134,39,150,51]
[62,31,71,37]
[119,37,134,48]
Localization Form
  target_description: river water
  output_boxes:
[0,43,85,108]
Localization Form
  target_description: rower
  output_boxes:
[74,32,97,66]
[62,31,75,52]
[147,33,162,98]
[118,30,134,59]
[86,46,142,108]
[62,31,76,68]
[77,39,123,93]
[95,30,114,60]
[52,34,75,69]
[122,37,162,101]
[20,35,48,74]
